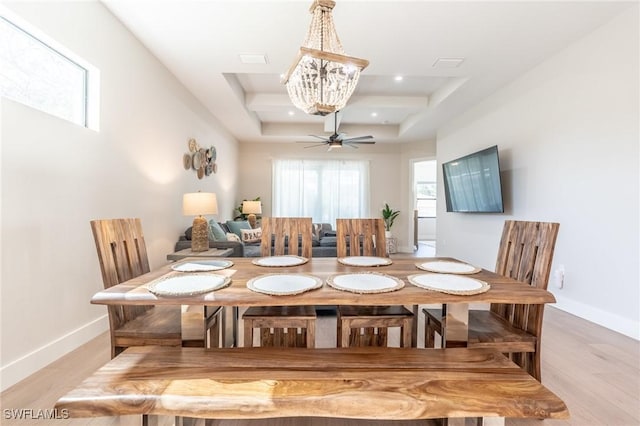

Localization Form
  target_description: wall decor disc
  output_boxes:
[188,138,198,153]
[183,153,192,170]
[192,152,202,169]
[197,166,204,179]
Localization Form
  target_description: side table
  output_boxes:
[167,247,234,261]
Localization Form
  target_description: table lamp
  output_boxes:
[242,200,262,229]
[183,192,218,252]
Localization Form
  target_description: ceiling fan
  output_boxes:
[298,112,376,151]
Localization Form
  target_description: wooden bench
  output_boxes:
[54,346,569,426]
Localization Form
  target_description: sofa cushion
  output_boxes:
[208,220,227,241]
[226,220,251,238]
[319,236,337,247]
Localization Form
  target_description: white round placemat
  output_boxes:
[326,272,404,294]
[247,274,323,296]
[408,273,489,295]
[171,259,234,272]
[252,255,309,267]
[415,260,480,274]
[337,256,392,267]
[148,273,230,296]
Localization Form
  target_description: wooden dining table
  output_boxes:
[92,256,556,348]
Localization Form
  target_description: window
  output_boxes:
[0,11,98,129]
[272,159,370,225]
[414,159,437,218]
[416,181,437,218]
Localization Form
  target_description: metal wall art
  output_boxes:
[183,138,217,179]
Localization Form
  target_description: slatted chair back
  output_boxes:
[492,220,559,373]
[90,219,152,342]
[336,218,387,258]
[260,217,313,258]
[335,218,411,347]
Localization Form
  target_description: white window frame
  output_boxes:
[0,6,100,130]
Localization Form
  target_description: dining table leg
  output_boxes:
[441,304,469,348]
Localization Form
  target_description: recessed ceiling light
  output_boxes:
[239,54,268,64]
[288,111,295,116]
[394,75,403,82]
[371,112,378,117]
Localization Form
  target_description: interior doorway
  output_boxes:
[413,159,437,255]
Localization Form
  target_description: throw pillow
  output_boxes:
[312,223,323,240]
[241,227,262,244]
[226,220,251,239]
[208,220,227,241]
[226,232,241,243]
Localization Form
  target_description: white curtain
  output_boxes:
[272,159,370,226]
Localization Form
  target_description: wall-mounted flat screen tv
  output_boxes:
[442,145,504,213]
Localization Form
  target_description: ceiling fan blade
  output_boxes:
[341,135,374,142]
[308,134,330,141]
[344,143,359,149]
[350,141,376,144]
[302,143,329,149]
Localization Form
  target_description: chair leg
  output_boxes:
[401,317,412,348]
[243,319,254,348]
[306,318,316,348]
[424,317,435,348]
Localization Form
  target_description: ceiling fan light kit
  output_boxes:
[299,112,376,151]
[282,0,369,116]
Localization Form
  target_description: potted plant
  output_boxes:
[381,203,400,238]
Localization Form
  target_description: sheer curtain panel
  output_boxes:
[272,159,370,225]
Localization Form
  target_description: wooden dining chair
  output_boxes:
[242,217,317,348]
[335,218,414,348]
[91,218,221,358]
[423,220,560,381]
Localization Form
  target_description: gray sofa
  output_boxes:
[174,222,338,258]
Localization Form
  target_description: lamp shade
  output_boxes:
[183,192,218,216]
[242,200,262,215]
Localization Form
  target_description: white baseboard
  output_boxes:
[552,294,639,340]
[0,315,109,392]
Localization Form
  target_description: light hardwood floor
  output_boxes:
[1,306,638,426]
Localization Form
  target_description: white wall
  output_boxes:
[0,2,239,390]
[238,140,436,252]
[436,6,639,339]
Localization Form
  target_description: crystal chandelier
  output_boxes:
[282,0,369,116]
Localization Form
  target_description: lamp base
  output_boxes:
[191,216,209,252]
[247,213,257,229]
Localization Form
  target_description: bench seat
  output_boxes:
[55,346,569,424]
